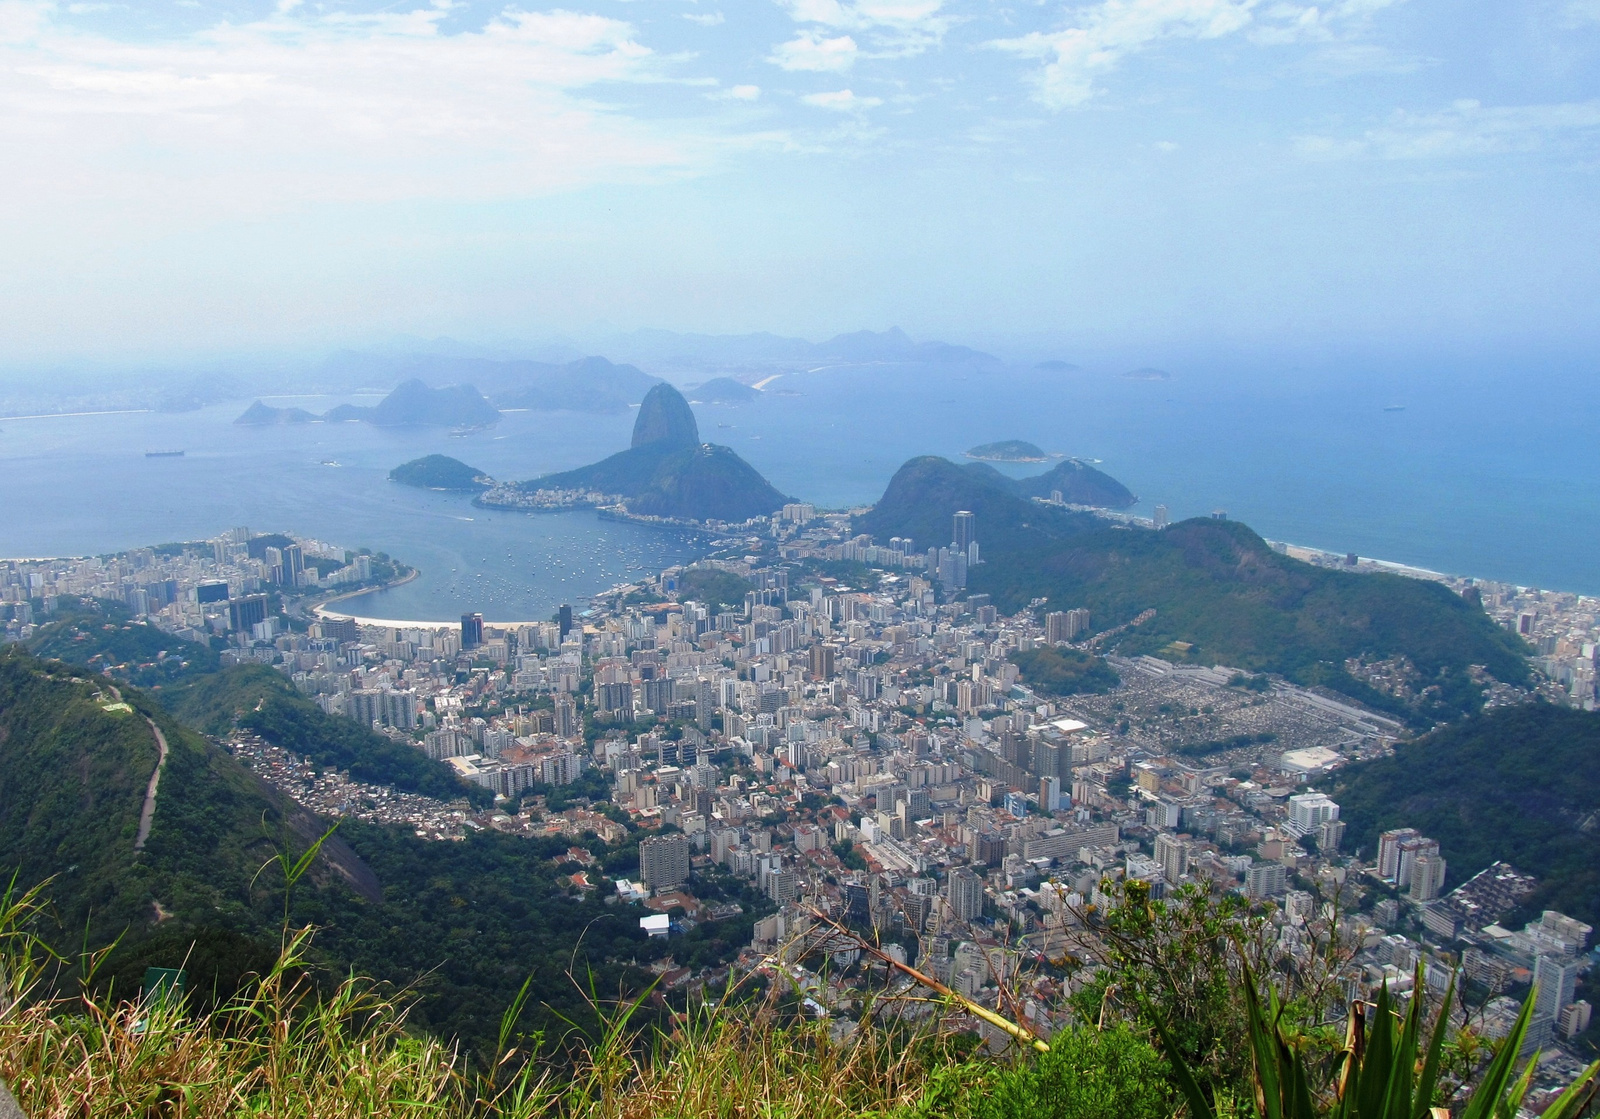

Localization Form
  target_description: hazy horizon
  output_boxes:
[1,0,1596,366]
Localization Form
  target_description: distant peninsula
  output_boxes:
[390,455,493,492]
[965,440,1049,463]
[483,383,790,523]
[235,379,500,429]
[1035,360,1080,372]
[688,377,760,404]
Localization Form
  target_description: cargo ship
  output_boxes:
[144,450,185,457]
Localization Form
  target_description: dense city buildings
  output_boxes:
[3,505,1596,1080]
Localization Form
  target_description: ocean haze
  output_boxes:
[0,348,1596,610]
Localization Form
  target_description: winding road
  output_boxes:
[133,716,169,853]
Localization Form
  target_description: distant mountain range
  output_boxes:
[598,326,1002,373]
[235,380,501,428]
[497,383,791,523]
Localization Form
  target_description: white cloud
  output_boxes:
[989,0,1258,109]
[729,83,762,100]
[800,87,883,111]
[1296,99,1600,160]
[990,0,1406,109]
[769,30,859,71]
[0,2,717,218]
[1249,0,1403,45]
[683,11,725,26]
[775,0,951,60]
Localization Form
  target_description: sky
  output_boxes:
[1,0,1598,361]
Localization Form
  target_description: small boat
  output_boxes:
[145,450,185,458]
[1383,405,1406,412]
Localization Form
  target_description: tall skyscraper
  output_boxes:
[952,510,976,551]
[1046,609,1090,644]
[639,833,691,892]
[1408,852,1446,902]
[1287,793,1340,834]
[553,693,579,738]
[945,866,984,922]
[1154,832,1189,884]
[1534,954,1579,1021]
[1153,504,1170,529]
[809,643,836,680]
[461,612,484,651]
[1039,775,1062,812]
[228,594,268,634]
[558,603,573,641]
[1376,827,1421,881]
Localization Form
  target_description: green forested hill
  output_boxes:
[170,665,485,805]
[0,650,370,944]
[855,455,1100,554]
[27,608,483,805]
[1330,703,1600,927]
[1009,646,1120,696]
[0,649,668,1052]
[976,518,1528,724]
[28,606,220,689]
[858,456,1528,723]
[390,454,491,491]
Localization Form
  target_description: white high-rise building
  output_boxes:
[1287,793,1340,835]
[1154,832,1189,885]
[1377,828,1421,881]
[1534,954,1579,1022]
[946,867,984,922]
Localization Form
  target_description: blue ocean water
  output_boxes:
[0,358,1595,618]
[0,399,704,622]
[704,359,1600,595]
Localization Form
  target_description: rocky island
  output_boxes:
[389,455,493,492]
[965,439,1049,462]
[478,383,790,523]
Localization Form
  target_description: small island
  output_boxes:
[965,439,1049,463]
[389,455,493,492]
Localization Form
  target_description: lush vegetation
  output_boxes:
[860,455,1527,723]
[965,440,1048,462]
[0,649,324,944]
[1003,459,1137,509]
[0,650,668,1056]
[1331,702,1600,926]
[978,519,1527,725]
[855,456,1100,555]
[3,873,1591,1119]
[169,664,488,805]
[676,567,751,613]
[390,454,492,491]
[1008,646,1120,697]
[27,603,219,690]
